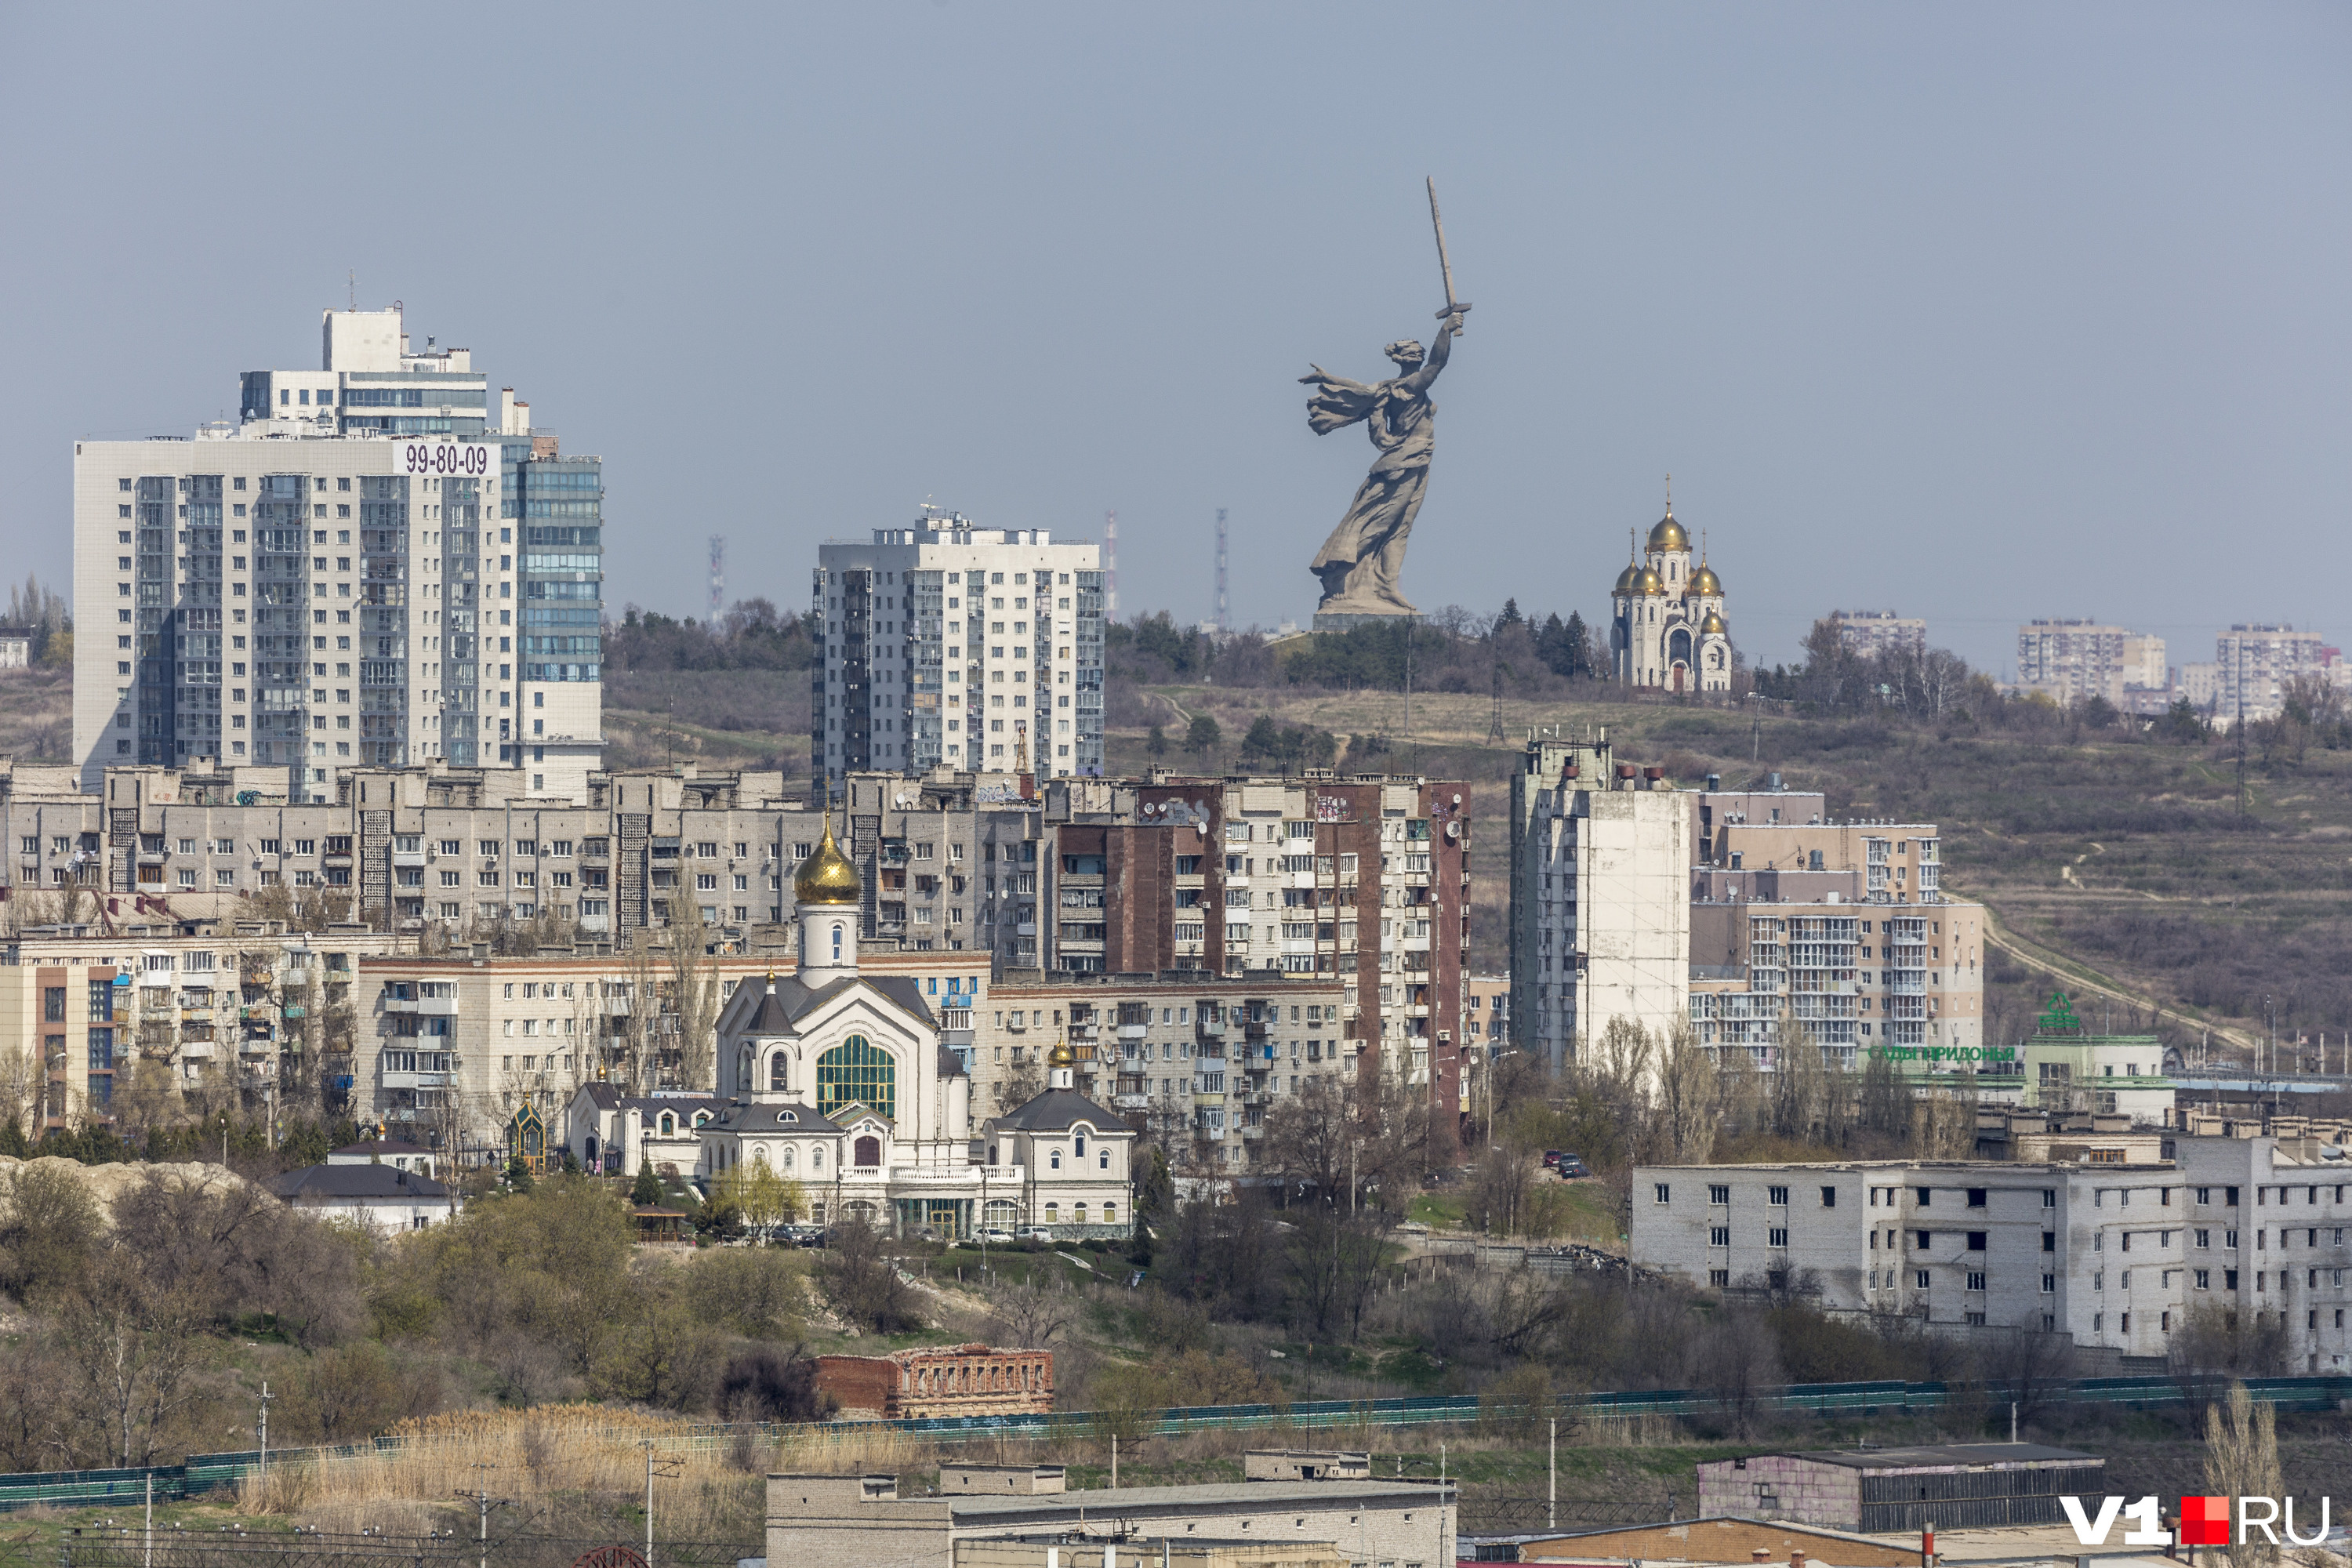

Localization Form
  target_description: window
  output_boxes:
[1966,1231,1987,1250]
[2042,1273,2056,1293]
[1966,1188,1987,1208]
[1653,1184,1671,1204]
[1966,1272,1987,1291]
[1708,1184,1730,1204]
[1767,1185,1788,1207]
[1709,1226,1730,1247]
[1915,1270,1931,1289]
[2042,1189,2056,1208]
[2043,1231,2056,1252]
[1708,1269,1730,1287]
[2197,1187,2211,1204]
[1820,1185,1837,1208]
[1916,1188,1931,1206]
[815,1036,895,1121]
[1768,1227,1789,1248]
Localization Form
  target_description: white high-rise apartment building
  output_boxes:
[1508,729,1691,1076]
[1828,610,1927,660]
[2216,624,2328,722]
[74,307,603,803]
[814,513,1103,786]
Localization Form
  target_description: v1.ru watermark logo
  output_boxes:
[2061,1496,2335,1548]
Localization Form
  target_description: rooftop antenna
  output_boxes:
[348,270,356,310]
[1214,507,1229,634]
[1103,510,1120,624]
[708,535,726,622]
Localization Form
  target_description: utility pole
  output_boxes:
[708,535,726,622]
[1548,1416,1556,1530]
[1487,666,1505,744]
[256,1382,272,1495]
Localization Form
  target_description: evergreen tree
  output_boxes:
[1494,597,1523,633]
[1562,611,1593,678]
[631,1160,664,1207]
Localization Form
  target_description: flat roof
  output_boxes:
[949,1480,1450,1515]
[1776,1443,2098,1471]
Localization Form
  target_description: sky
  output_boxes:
[3,4,2347,677]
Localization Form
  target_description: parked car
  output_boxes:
[1017,1227,1054,1243]
[1542,1149,1565,1170]
[975,1228,1016,1245]
[1555,1152,1590,1178]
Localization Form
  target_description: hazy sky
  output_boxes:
[5,4,2346,675]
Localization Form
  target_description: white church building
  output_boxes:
[1612,503,1733,693]
[599,815,1135,1240]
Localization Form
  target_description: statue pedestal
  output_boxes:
[1312,609,1420,633]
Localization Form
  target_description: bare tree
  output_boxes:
[2203,1382,2283,1568]
[987,1281,1078,1348]
[666,895,724,1091]
[1655,1018,1719,1162]
[1769,1013,1828,1142]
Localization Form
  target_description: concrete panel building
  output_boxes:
[815,513,1105,785]
[1694,1444,2103,1534]
[1632,1133,2352,1370]
[2216,623,2328,721]
[765,1472,1455,1568]
[1508,731,1690,1076]
[1828,611,1926,661]
[74,306,603,804]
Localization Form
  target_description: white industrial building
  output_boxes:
[1633,1128,2352,1370]
[815,514,1104,785]
[73,306,602,804]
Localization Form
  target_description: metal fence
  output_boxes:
[54,1533,757,1568]
[4,1374,2347,1515]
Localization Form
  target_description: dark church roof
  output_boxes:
[706,1100,844,1134]
[731,972,935,1035]
[990,1089,1124,1133]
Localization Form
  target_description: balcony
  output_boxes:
[1112,1094,1150,1111]
[381,1070,451,1091]
[1196,1018,1226,1038]
[393,849,427,868]
[1118,1023,1148,1040]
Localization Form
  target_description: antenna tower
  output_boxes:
[1215,507,1229,633]
[708,535,726,622]
[1487,665,1506,743]
[1103,510,1119,623]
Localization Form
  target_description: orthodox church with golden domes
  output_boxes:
[682,815,1134,1239]
[1611,499,1732,693]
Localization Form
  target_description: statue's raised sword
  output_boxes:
[1428,176,1471,333]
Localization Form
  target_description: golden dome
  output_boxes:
[1684,563,1721,597]
[1632,564,1666,596]
[1648,512,1688,552]
[1700,609,1728,636]
[793,818,861,906]
[1047,1039,1076,1068]
[1613,561,1642,595]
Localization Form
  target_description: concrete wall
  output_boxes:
[1695,1457,1863,1531]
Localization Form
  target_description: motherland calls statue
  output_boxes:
[1301,178,1469,628]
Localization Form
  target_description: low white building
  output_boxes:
[326,1137,441,1178]
[1633,1136,2352,1370]
[561,1085,731,1178]
[270,1161,453,1232]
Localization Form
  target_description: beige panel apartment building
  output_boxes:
[1689,784,1984,1062]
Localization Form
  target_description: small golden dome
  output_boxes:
[1047,1039,1076,1068]
[1648,512,1688,552]
[1633,564,1666,596]
[1685,563,1721,597]
[1613,561,1642,595]
[1700,609,1728,636]
[793,818,861,906]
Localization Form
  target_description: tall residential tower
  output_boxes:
[72,307,604,802]
[813,514,1103,786]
